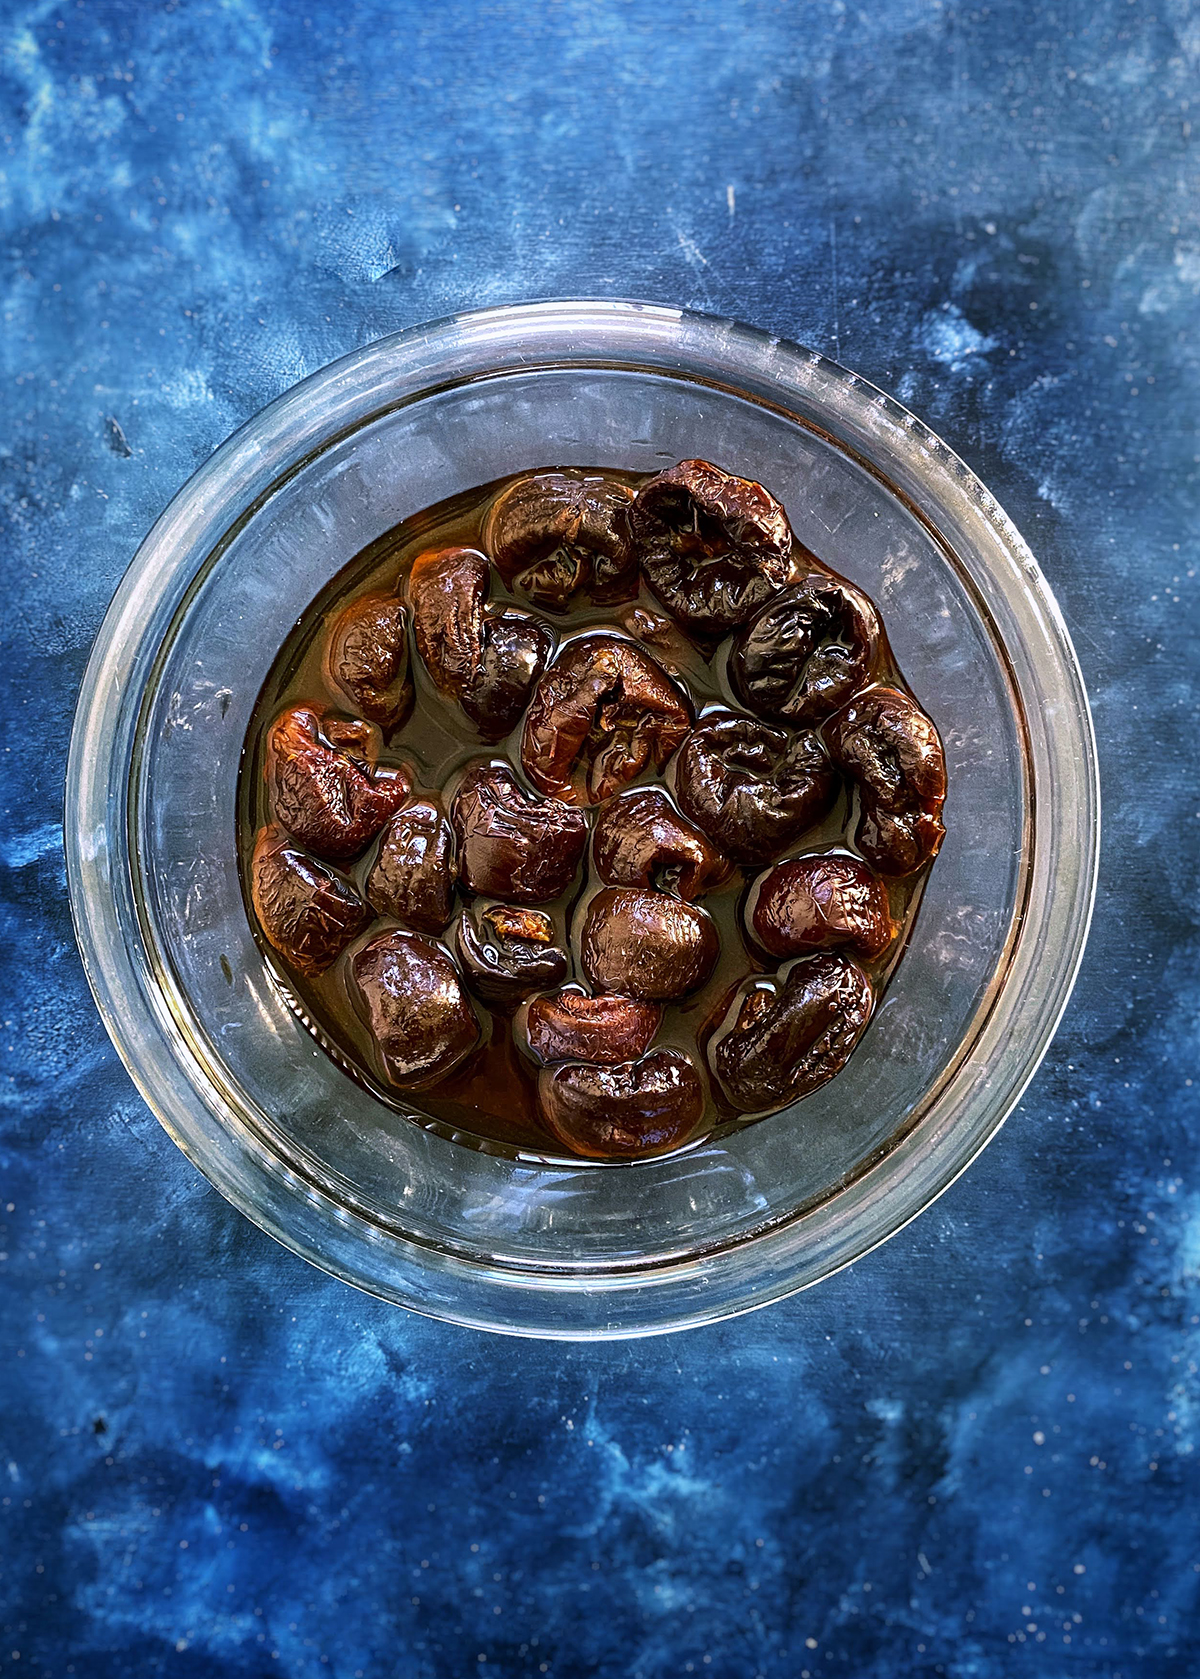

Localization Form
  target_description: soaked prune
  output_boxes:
[537,1049,706,1160]
[266,704,411,861]
[631,458,800,636]
[731,574,880,727]
[407,546,553,739]
[747,852,896,960]
[349,930,480,1090]
[520,634,692,805]
[592,787,732,900]
[520,988,662,1066]
[580,887,718,1001]
[674,715,837,865]
[825,687,946,876]
[366,796,456,934]
[710,952,874,1114]
[456,904,569,1007]
[250,825,373,976]
[451,761,588,904]
[325,590,413,734]
[485,471,637,609]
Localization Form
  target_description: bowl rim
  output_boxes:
[64,298,1100,1338]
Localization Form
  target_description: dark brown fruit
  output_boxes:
[265,705,411,862]
[455,904,569,1008]
[747,852,896,960]
[366,796,456,933]
[537,1048,706,1160]
[349,930,479,1090]
[451,761,588,904]
[580,886,719,1001]
[731,574,880,727]
[674,714,837,865]
[521,989,662,1066]
[485,471,638,609]
[825,687,947,876]
[520,633,692,806]
[592,787,732,900]
[710,952,874,1114]
[325,590,413,733]
[250,824,373,976]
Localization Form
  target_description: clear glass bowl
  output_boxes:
[65,301,1099,1339]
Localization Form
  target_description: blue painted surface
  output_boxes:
[1,1,1197,1673]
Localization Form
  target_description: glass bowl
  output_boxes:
[65,301,1099,1339]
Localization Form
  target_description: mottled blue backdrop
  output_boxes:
[2,1,1198,1674]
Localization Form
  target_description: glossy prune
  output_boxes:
[631,458,800,636]
[674,715,837,865]
[592,787,732,900]
[325,590,413,733]
[520,988,662,1066]
[710,952,874,1114]
[485,471,637,609]
[747,852,896,960]
[731,574,880,727]
[825,687,947,876]
[366,796,456,933]
[537,1048,706,1160]
[455,904,569,1007]
[250,824,373,975]
[520,634,692,805]
[580,887,719,1001]
[451,761,588,904]
[407,546,553,740]
[266,705,410,861]
[349,930,479,1090]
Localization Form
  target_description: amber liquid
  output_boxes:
[238,469,931,1159]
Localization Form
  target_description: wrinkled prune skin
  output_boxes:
[366,797,456,934]
[580,887,719,1001]
[537,1048,706,1160]
[407,546,553,739]
[350,930,480,1090]
[266,705,411,861]
[674,715,837,865]
[825,687,947,876]
[521,988,662,1066]
[592,787,732,900]
[520,634,693,806]
[250,825,373,976]
[631,458,801,636]
[485,472,638,609]
[451,762,588,904]
[731,575,881,727]
[747,852,896,960]
[711,952,874,1114]
[325,590,413,734]
[456,904,569,1007]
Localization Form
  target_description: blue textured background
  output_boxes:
[2,1,1198,1674]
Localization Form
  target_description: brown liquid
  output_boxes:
[237,469,932,1160]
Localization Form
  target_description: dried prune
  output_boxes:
[456,904,569,1007]
[825,687,946,876]
[580,887,718,1001]
[250,824,373,976]
[366,796,456,933]
[266,704,411,862]
[710,952,874,1114]
[325,590,413,733]
[537,1048,705,1160]
[747,852,896,960]
[731,574,880,726]
[520,634,692,805]
[350,930,479,1090]
[520,988,662,1066]
[592,787,732,900]
[631,458,801,636]
[674,715,837,865]
[407,546,552,739]
[451,761,588,904]
[485,471,637,609]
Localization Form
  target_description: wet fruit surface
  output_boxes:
[240,460,945,1159]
